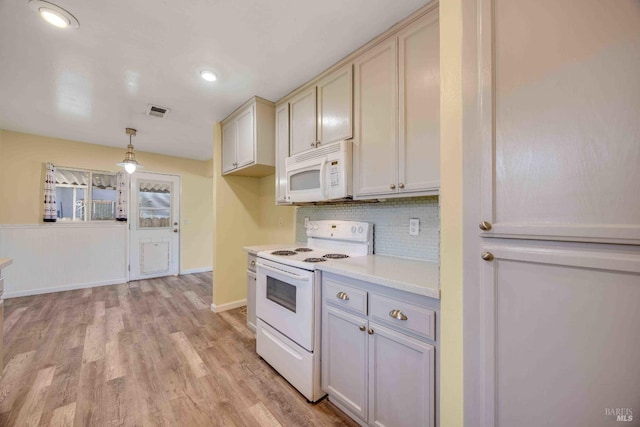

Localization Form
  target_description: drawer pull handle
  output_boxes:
[336,291,350,300]
[389,309,408,321]
[368,328,374,335]
[359,325,366,332]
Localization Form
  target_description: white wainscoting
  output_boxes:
[0,223,128,298]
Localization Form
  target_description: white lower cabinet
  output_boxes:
[321,273,438,427]
[368,323,434,427]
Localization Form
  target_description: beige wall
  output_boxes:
[211,123,296,306]
[439,0,464,426]
[0,130,213,271]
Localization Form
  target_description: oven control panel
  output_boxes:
[306,220,372,242]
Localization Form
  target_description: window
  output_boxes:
[55,168,118,221]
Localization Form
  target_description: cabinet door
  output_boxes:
[368,322,434,427]
[479,243,640,427]
[247,271,256,333]
[236,105,255,169]
[477,0,640,244]
[398,10,440,194]
[317,64,353,145]
[289,87,317,155]
[353,38,398,198]
[275,104,289,204]
[222,120,237,173]
[322,304,368,422]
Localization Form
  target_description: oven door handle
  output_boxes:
[257,263,310,282]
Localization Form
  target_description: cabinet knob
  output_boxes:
[368,328,374,335]
[336,291,350,300]
[173,229,178,233]
[479,221,492,231]
[359,325,366,332]
[398,183,405,189]
[389,309,408,321]
[316,141,321,145]
[250,260,256,266]
[481,251,494,261]
[310,142,315,147]
[390,184,396,190]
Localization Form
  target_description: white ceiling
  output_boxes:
[0,0,429,160]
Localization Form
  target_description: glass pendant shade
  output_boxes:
[117,128,143,174]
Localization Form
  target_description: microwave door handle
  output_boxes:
[320,157,329,199]
[258,263,308,282]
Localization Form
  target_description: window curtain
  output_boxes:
[43,162,57,222]
[116,171,128,221]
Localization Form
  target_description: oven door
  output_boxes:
[285,157,328,203]
[256,259,315,351]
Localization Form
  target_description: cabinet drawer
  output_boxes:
[247,254,257,273]
[323,279,367,315]
[369,293,435,341]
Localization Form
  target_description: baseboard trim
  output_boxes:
[210,299,247,313]
[4,278,129,299]
[181,267,213,274]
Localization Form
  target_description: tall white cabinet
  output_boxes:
[354,10,439,199]
[463,1,640,426]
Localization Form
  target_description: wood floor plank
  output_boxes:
[82,321,105,364]
[13,366,56,427]
[183,291,208,310]
[47,402,76,427]
[0,350,37,413]
[3,307,28,334]
[169,331,208,379]
[2,274,356,427]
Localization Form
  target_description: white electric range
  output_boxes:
[255,220,373,402]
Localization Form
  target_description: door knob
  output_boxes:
[398,183,405,189]
[359,325,366,332]
[368,328,374,335]
[173,229,178,233]
[481,251,494,261]
[390,184,396,190]
[479,221,492,231]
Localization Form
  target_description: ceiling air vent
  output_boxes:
[146,104,170,118]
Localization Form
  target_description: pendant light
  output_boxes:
[117,128,143,174]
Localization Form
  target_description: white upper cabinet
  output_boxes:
[353,38,398,197]
[221,96,275,177]
[275,103,290,204]
[289,65,354,156]
[222,120,238,174]
[317,64,353,146]
[289,87,317,155]
[477,0,640,244]
[398,11,440,194]
[354,9,440,199]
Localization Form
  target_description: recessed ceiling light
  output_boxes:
[200,70,217,82]
[29,0,79,29]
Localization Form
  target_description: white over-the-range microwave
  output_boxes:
[284,140,352,203]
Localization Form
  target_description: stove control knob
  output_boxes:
[351,226,357,233]
[357,226,364,234]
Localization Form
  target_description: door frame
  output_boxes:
[127,171,182,281]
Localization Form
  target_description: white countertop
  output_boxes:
[0,258,12,270]
[243,243,299,255]
[316,255,440,299]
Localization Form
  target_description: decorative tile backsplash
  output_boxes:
[295,196,440,261]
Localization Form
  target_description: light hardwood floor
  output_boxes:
[0,273,357,426]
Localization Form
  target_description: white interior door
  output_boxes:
[129,172,180,280]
